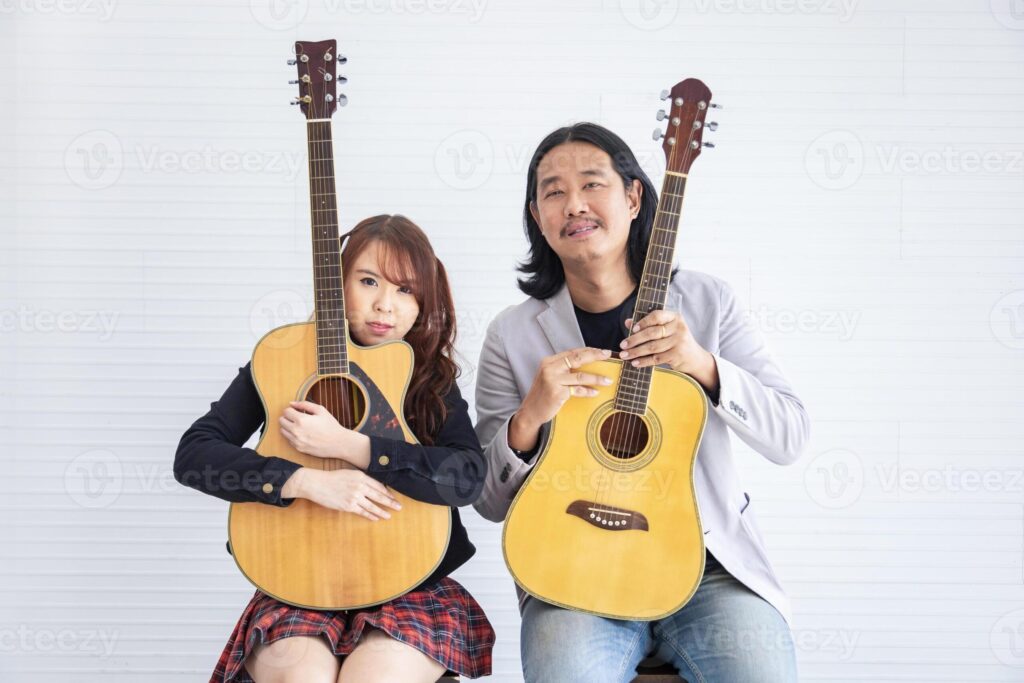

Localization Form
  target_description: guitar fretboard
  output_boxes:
[307,120,347,375]
[614,172,687,414]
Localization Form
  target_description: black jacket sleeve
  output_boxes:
[174,363,302,506]
[364,382,487,508]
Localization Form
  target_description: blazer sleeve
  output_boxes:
[362,382,487,508]
[708,280,811,466]
[174,364,303,506]
[471,313,551,522]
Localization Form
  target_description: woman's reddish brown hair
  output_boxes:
[340,215,458,445]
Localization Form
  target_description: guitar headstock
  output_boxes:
[652,78,720,175]
[289,39,347,119]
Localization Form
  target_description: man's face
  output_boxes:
[529,141,642,272]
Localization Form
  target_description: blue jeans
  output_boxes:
[519,553,798,683]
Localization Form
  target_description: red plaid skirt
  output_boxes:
[211,578,495,681]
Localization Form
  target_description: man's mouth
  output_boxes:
[566,221,599,238]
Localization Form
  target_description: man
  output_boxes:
[473,122,810,682]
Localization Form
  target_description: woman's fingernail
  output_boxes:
[602,377,612,385]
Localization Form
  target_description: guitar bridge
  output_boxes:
[566,500,649,531]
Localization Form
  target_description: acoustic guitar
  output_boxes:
[227,40,451,610]
[503,78,718,620]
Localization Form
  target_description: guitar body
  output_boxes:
[503,359,707,620]
[228,321,451,609]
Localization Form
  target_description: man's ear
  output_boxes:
[528,199,541,227]
[628,178,643,217]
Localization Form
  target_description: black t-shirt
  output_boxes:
[573,287,638,354]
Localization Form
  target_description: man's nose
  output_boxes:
[564,188,588,216]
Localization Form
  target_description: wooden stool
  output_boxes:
[632,662,685,682]
[439,663,684,681]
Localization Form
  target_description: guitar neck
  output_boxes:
[306,119,348,375]
[614,172,688,414]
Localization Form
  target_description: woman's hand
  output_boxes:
[286,468,402,521]
[279,401,350,460]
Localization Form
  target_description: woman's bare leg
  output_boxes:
[246,635,340,683]
[337,628,446,683]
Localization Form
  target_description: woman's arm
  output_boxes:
[174,363,302,505]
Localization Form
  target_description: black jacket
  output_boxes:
[174,363,487,588]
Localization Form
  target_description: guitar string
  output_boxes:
[598,93,702,521]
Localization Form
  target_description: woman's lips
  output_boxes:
[366,322,393,334]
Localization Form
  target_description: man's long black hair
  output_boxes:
[517,122,660,300]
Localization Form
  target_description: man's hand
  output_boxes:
[619,311,720,395]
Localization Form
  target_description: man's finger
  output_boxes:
[561,371,613,387]
[564,347,613,368]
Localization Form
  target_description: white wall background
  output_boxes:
[2,1,1024,681]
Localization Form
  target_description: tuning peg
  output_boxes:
[707,121,718,131]
[287,58,297,66]
[291,95,311,105]
[710,103,723,109]
[337,54,348,64]
[337,93,348,107]
[288,79,299,84]
[702,142,715,148]
[652,128,664,141]
[656,109,668,121]
[659,89,669,101]
[336,75,348,84]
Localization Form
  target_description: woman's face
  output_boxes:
[343,240,420,345]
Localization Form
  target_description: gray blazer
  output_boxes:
[472,269,810,626]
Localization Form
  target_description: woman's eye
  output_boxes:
[360,277,377,287]
[399,286,413,295]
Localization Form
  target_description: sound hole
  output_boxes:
[598,411,650,459]
[307,376,366,429]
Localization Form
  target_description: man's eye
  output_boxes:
[545,190,563,198]
[585,182,601,189]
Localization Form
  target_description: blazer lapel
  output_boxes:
[536,284,585,354]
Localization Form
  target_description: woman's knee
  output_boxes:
[246,635,339,683]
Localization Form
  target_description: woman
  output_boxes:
[175,215,494,682]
